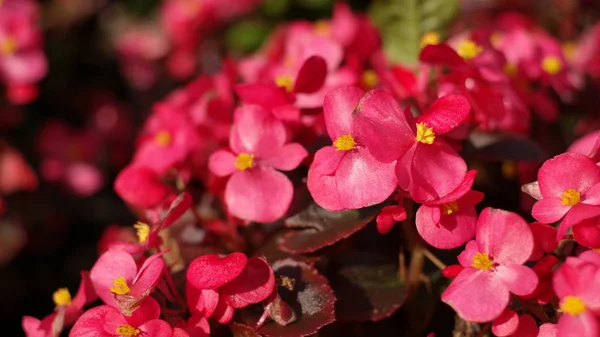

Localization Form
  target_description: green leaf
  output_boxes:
[369,0,459,65]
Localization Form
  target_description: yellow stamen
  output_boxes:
[361,69,379,89]
[420,32,440,48]
[154,130,172,147]
[333,134,356,151]
[561,189,581,206]
[275,75,294,92]
[542,56,562,75]
[415,123,435,144]
[314,20,330,36]
[490,33,502,48]
[234,153,255,171]
[133,222,150,243]
[115,324,140,337]
[560,296,586,316]
[52,288,72,306]
[441,202,460,215]
[471,252,494,271]
[504,63,517,77]
[110,276,130,295]
[0,37,17,55]
[457,40,483,60]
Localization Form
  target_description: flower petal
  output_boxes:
[208,150,237,177]
[234,83,291,110]
[230,105,287,157]
[532,197,570,223]
[476,208,533,265]
[220,257,275,308]
[416,94,470,135]
[294,56,327,94]
[353,89,415,163]
[139,319,172,337]
[537,153,600,198]
[260,143,308,171]
[70,305,115,337]
[495,264,538,296]
[442,268,509,323]
[90,249,138,307]
[225,168,294,222]
[186,253,248,290]
[323,86,364,139]
[416,205,476,249]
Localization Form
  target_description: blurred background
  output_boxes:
[2,0,600,335]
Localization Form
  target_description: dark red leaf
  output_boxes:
[293,56,327,94]
[247,259,336,337]
[279,204,376,254]
[230,323,261,337]
[329,252,407,322]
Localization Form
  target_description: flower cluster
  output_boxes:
[14,1,600,337]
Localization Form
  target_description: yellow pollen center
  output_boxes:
[275,75,294,92]
[471,252,495,271]
[116,324,140,337]
[110,276,130,295]
[234,153,255,171]
[504,63,517,77]
[542,56,562,75]
[155,130,172,147]
[133,222,150,243]
[457,40,483,60]
[560,296,586,316]
[314,20,330,36]
[52,288,72,306]
[441,202,460,215]
[333,134,356,151]
[0,36,17,55]
[415,123,435,144]
[361,69,379,89]
[561,189,581,206]
[420,32,440,48]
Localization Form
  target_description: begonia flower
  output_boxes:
[530,153,600,239]
[307,86,398,211]
[90,249,165,310]
[70,297,171,337]
[186,252,275,324]
[209,104,307,222]
[442,208,538,322]
[416,170,484,249]
[553,250,600,337]
[352,88,470,202]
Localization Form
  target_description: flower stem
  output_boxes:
[422,248,447,270]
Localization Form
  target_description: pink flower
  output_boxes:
[0,0,47,100]
[352,88,470,202]
[70,297,172,337]
[23,272,97,337]
[90,249,165,311]
[114,165,171,209]
[307,87,398,211]
[442,208,538,322]
[133,104,201,174]
[573,217,600,249]
[186,252,275,324]
[530,153,600,239]
[208,104,307,222]
[553,250,600,337]
[521,255,558,305]
[0,143,37,195]
[415,170,484,249]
